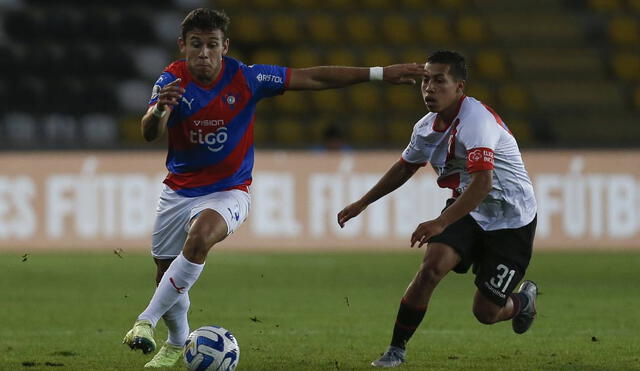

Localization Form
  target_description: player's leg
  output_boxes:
[144,199,248,367]
[124,186,192,354]
[510,217,538,334]
[394,242,461,343]
[511,279,538,334]
[154,258,173,285]
[470,217,537,331]
[137,209,227,328]
[143,258,190,368]
[181,209,228,263]
[372,205,478,368]
[127,189,251,355]
[471,290,517,324]
[471,254,530,325]
[126,210,226,354]
[153,259,191,348]
[471,280,537,328]
[372,243,460,368]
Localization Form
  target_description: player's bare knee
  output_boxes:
[183,234,210,262]
[183,248,208,263]
[416,263,446,287]
[186,230,205,245]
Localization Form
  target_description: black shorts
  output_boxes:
[429,199,536,306]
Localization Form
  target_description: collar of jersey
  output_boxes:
[434,94,466,131]
[188,58,226,89]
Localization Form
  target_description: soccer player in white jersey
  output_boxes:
[121,8,427,368]
[337,50,538,368]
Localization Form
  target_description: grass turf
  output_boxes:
[0,249,639,370]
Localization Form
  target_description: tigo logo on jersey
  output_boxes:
[256,73,283,83]
[190,127,229,152]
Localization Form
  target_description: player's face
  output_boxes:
[421,63,465,115]
[179,29,229,85]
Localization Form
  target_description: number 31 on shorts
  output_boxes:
[489,264,516,293]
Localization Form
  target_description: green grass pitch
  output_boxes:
[1,249,639,370]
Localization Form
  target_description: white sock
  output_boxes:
[163,293,190,347]
[138,253,204,327]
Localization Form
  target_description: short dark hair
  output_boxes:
[426,50,467,81]
[181,8,230,40]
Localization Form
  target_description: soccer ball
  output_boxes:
[183,326,239,371]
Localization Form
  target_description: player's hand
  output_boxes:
[156,78,185,112]
[383,63,427,85]
[337,200,367,228]
[410,218,446,248]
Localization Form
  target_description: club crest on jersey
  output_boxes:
[224,93,238,109]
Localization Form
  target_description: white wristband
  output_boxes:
[369,66,384,81]
[152,105,167,118]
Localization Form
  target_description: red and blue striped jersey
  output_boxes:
[148,57,291,197]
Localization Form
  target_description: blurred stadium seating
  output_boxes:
[0,0,638,150]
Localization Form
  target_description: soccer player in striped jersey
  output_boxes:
[337,51,538,368]
[122,8,427,368]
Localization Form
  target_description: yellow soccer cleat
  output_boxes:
[123,320,156,354]
[144,342,183,368]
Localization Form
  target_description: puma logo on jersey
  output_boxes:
[227,207,240,222]
[182,97,195,110]
[169,277,186,294]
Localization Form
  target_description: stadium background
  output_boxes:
[1,1,640,370]
[0,0,638,250]
[1,0,639,150]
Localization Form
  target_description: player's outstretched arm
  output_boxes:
[288,63,426,90]
[338,159,421,227]
[141,78,184,142]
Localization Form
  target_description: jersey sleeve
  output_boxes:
[148,72,178,106]
[241,63,291,101]
[457,116,500,173]
[401,121,429,166]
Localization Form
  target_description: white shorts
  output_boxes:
[151,184,251,259]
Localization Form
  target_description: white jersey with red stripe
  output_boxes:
[401,95,536,231]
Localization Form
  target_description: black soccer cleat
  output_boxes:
[512,280,538,334]
[130,337,156,354]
